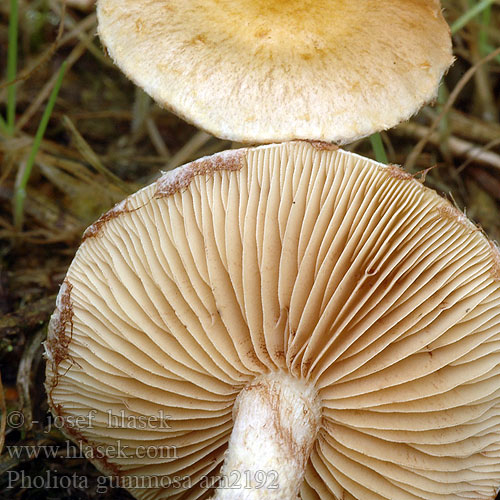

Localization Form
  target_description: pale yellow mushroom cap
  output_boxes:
[45,142,500,499]
[96,0,453,144]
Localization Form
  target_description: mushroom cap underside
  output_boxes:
[45,142,500,499]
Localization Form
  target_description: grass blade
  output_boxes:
[0,114,8,135]
[13,62,67,230]
[479,4,491,55]
[6,0,19,133]
[370,133,388,164]
[451,0,494,35]
[437,83,451,156]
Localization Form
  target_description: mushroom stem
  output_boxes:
[213,372,321,499]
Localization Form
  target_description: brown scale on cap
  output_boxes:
[155,149,246,199]
[437,202,479,233]
[383,164,416,182]
[489,242,500,280]
[81,199,132,242]
[306,140,339,151]
[44,280,75,384]
[436,203,500,280]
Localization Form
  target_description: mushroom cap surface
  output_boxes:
[45,142,500,499]
[96,0,453,143]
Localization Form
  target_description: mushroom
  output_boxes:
[95,0,453,144]
[45,141,500,499]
